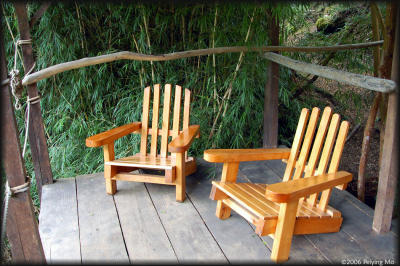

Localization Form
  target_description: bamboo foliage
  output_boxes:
[2,2,379,190]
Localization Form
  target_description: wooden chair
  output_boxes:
[204,106,352,262]
[86,84,199,202]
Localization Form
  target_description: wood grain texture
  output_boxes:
[185,160,272,262]
[39,179,80,263]
[204,148,291,163]
[145,182,227,262]
[168,125,200,153]
[113,180,177,262]
[14,2,53,198]
[265,171,352,203]
[150,84,161,157]
[270,200,298,262]
[1,38,46,263]
[263,9,280,148]
[161,84,172,157]
[86,122,142,147]
[22,41,384,86]
[140,87,151,155]
[264,52,396,92]
[283,108,310,181]
[76,173,129,263]
[292,107,320,180]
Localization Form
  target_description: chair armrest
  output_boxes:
[203,148,291,163]
[265,171,353,203]
[168,125,200,153]
[86,122,142,147]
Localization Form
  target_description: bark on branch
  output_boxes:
[29,2,51,28]
[264,52,396,92]
[22,41,383,86]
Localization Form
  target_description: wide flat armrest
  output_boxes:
[265,171,353,203]
[86,122,142,147]
[203,148,291,163]
[168,125,200,153]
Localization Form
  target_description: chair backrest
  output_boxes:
[140,84,191,158]
[283,106,350,182]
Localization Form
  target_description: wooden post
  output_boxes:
[1,32,46,263]
[14,3,53,200]
[372,4,399,233]
[263,8,280,148]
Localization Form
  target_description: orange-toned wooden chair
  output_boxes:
[86,84,199,202]
[204,106,352,262]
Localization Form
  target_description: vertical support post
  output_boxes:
[1,34,46,263]
[263,8,280,148]
[175,152,186,202]
[14,3,53,201]
[215,162,239,219]
[103,143,117,195]
[373,5,399,233]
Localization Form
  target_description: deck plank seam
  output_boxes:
[340,229,375,259]
[74,177,83,263]
[238,168,274,253]
[143,183,179,262]
[185,192,230,263]
[303,235,332,263]
[112,194,131,262]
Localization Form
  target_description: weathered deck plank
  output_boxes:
[185,160,272,263]
[76,173,129,263]
[39,178,80,263]
[38,157,397,264]
[113,179,177,263]
[145,182,228,263]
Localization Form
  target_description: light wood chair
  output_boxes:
[86,84,199,202]
[204,106,352,262]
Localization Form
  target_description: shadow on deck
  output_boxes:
[39,159,398,264]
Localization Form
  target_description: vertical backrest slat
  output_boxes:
[150,84,161,157]
[160,84,172,157]
[292,107,320,180]
[171,85,182,157]
[327,121,350,173]
[283,108,310,182]
[307,113,340,206]
[140,86,151,155]
[315,114,340,176]
[318,121,350,211]
[304,107,332,177]
[183,88,191,130]
[183,88,191,159]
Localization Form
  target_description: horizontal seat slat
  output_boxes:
[107,153,194,170]
[212,182,336,220]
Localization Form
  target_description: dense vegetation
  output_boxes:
[2,2,377,208]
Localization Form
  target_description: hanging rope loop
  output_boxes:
[9,181,31,196]
[9,38,34,110]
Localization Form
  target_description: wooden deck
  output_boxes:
[39,158,398,264]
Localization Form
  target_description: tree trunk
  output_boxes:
[14,3,53,201]
[1,30,46,264]
[263,8,280,148]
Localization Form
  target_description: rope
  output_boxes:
[1,95,38,250]
[9,38,33,110]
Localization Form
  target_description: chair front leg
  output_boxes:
[175,152,186,202]
[103,142,117,194]
[270,199,299,262]
[216,162,239,219]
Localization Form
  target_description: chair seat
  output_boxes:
[212,181,340,220]
[107,153,194,170]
